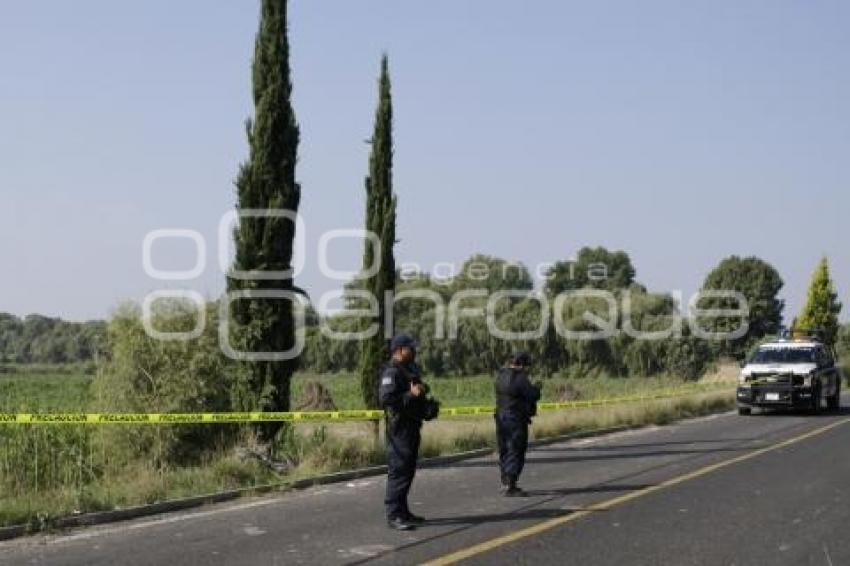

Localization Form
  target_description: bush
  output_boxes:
[93,301,240,465]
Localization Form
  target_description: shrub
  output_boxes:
[93,301,240,465]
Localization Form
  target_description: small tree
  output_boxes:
[698,255,785,356]
[797,257,842,345]
[359,55,397,409]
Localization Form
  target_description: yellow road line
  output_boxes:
[423,417,850,566]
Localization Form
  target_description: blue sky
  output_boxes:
[1,0,848,321]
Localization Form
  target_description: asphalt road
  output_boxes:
[3,404,850,566]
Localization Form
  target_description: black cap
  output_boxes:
[511,351,532,367]
[390,333,417,352]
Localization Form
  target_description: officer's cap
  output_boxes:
[390,333,417,352]
[511,351,533,367]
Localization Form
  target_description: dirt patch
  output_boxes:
[296,381,338,411]
[553,382,582,402]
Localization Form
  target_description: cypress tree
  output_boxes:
[359,55,397,409]
[797,257,842,345]
[228,0,301,441]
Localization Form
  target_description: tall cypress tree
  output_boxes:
[797,257,842,345]
[360,55,397,409]
[228,0,301,441]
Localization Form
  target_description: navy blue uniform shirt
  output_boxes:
[495,368,541,422]
[379,361,424,425]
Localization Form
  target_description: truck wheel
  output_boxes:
[738,407,751,416]
[827,383,841,411]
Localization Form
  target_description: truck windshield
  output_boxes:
[750,348,816,364]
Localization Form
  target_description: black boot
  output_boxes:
[404,512,426,524]
[499,473,510,492]
[387,516,416,531]
[403,507,426,524]
[504,475,527,497]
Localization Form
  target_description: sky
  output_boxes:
[1,0,848,322]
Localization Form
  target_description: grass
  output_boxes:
[0,452,282,528]
[421,389,735,457]
[0,364,736,530]
[0,368,720,413]
[0,373,92,412]
[291,372,712,410]
[0,362,97,375]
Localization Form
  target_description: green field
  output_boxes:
[1,365,720,414]
[0,374,91,412]
[292,372,715,410]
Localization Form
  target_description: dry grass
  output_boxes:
[699,360,741,384]
[531,390,734,438]
[291,388,736,475]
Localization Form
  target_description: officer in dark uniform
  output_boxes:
[380,333,427,531]
[494,351,541,496]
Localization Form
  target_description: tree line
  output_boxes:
[8,250,841,375]
[301,250,842,380]
[0,313,105,364]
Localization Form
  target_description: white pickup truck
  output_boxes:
[737,338,841,415]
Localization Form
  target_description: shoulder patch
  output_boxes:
[381,376,395,386]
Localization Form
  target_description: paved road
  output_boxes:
[3,405,850,566]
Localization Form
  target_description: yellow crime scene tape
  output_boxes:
[0,383,731,425]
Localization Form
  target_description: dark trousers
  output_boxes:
[495,413,529,481]
[385,422,421,519]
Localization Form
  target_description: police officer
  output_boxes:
[380,333,427,531]
[495,351,541,496]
